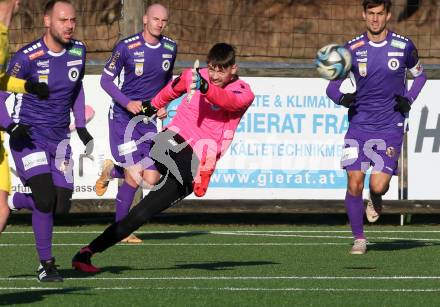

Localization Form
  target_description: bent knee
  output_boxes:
[370,183,389,195]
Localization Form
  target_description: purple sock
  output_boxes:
[12,193,35,211]
[345,192,365,239]
[111,165,125,179]
[32,208,53,261]
[115,181,138,222]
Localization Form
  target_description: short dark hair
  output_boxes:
[362,0,392,12]
[206,43,236,68]
[44,0,73,15]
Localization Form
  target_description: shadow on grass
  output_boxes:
[0,287,89,305]
[149,260,279,271]
[368,239,440,251]
[136,231,208,241]
[60,265,141,278]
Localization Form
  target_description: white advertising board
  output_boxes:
[4,76,398,200]
[408,80,440,199]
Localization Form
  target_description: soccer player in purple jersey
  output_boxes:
[0,0,93,281]
[94,3,176,243]
[0,0,49,234]
[326,0,427,254]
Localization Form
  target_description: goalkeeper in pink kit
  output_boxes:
[72,43,255,272]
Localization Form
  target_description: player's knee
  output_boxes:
[54,188,73,215]
[370,183,389,195]
[34,193,57,213]
[347,182,363,196]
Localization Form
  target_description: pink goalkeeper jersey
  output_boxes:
[152,68,254,161]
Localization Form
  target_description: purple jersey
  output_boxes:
[330,31,423,133]
[103,33,177,118]
[4,38,86,130]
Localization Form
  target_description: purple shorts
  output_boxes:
[109,114,157,170]
[9,133,74,189]
[341,127,403,175]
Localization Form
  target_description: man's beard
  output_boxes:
[50,29,71,47]
[368,25,386,36]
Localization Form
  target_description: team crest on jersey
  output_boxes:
[68,67,80,81]
[135,62,143,76]
[388,58,400,71]
[358,62,367,77]
[29,50,45,60]
[162,60,171,71]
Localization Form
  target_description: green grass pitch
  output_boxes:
[1,223,440,306]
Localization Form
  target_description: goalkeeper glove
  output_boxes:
[339,92,356,108]
[141,100,158,117]
[191,67,209,94]
[394,95,411,114]
[77,127,94,155]
[6,123,31,140]
[24,81,49,99]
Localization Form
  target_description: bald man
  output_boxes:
[95,3,177,243]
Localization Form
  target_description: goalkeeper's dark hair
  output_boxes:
[44,0,73,15]
[362,0,392,12]
[206,43,236,69]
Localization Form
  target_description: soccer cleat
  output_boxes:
[95,159,114,196]
[72,247,101,273]
[37,258,63,282]
[350,239,367,255]
[366,193,383,223]
[120,233,143,244]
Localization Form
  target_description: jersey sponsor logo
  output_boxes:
[388,52,404,57]
[162,54,173,59]
[133,51,144,58]
[128,41,142,49]
[37,60,50,68]
[10,63,21,77]
[37,69,50,74]
[68,67,80,81]
[39,75,48,84]
[355,50,367,57]
[341,147,358,163]
[350,41,365,50]
[118,140,138,156]
[162,59,171,71]
[391,39,406,50]
[358,62,367,76]
[135,62,143,76]
[356,58,367,62]
[69,47,83,57]
[67,59,83,67]
[107,51,121,70]
[22,151,48,171]
[28,50,45,60]
[164,42,175,52]
[134,58,144,63]
[388,58,400,70]
[410,60,424,77]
